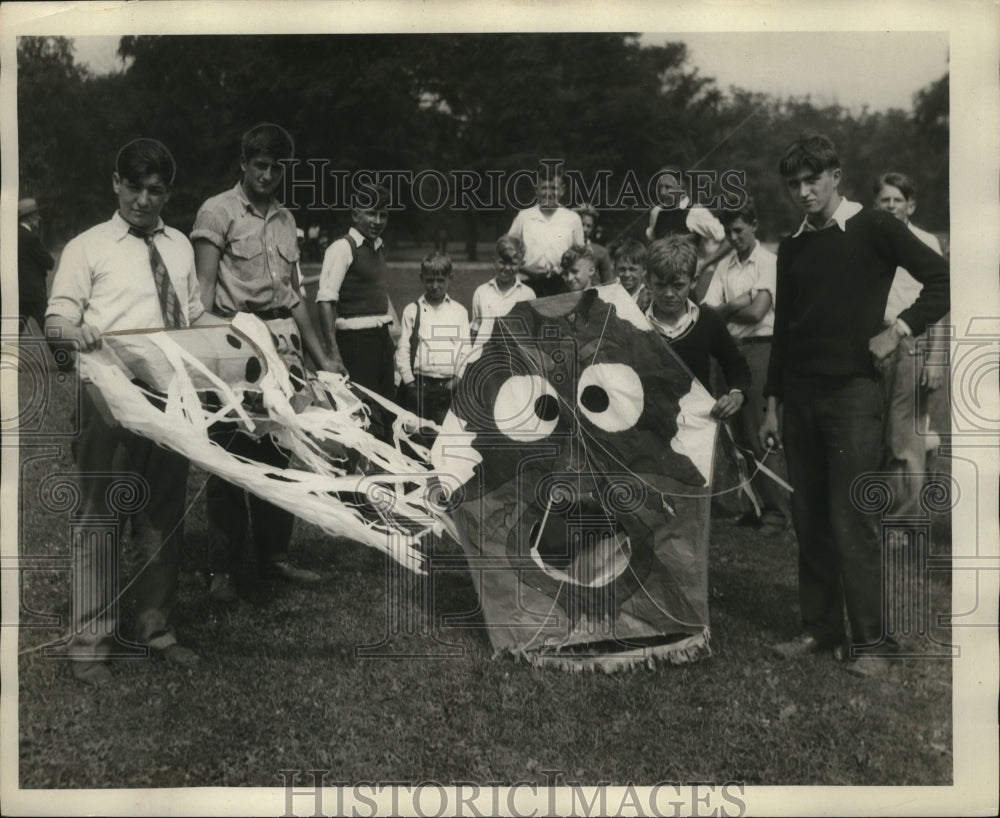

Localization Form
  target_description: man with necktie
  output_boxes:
[46,138,217,685]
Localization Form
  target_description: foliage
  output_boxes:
[17,34,949,251]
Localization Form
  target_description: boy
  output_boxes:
[193,122,333,603]
[576,205,615,284]
[702,199,790,535]
[760,132,948,677]
[46,138,215,684]
[394,251,470,440]
[872,172,949,516]
[643,236,749,421]
[559,244,597,293]
[470,234,536,339]
[317,184,396,403]
[508,164,584,297]
[613,239,652,312]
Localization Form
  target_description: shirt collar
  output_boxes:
[727,241,760,267]
[234,180,280,220]
[112,210,166,240]
[792,197,863,237]
[418,293,452,308]
[645,298,699,338]
[348,226,383,250]
[490,277,525,292]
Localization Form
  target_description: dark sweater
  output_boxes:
[336,233,389,317]
[660,305,751,396]
[765,207,949,399]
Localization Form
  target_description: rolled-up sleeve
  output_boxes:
[45,236,89,324]
[687,206,725,242]
[316,238,353,303]
[189,204,230,249]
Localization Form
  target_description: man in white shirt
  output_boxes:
[46,138,216,685]
[703,200,790,535]
[508,166,584,297]
[395,251,470,443]
[872,172,948,516]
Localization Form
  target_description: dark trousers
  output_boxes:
[782,373,896,651]
[337,325,396,441]
[400,374,454,447]
[69,385,189,658]
[206,428,293,574]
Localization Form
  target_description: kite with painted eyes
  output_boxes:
[431,284,719,671]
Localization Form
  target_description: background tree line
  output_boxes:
[17,34,948,256]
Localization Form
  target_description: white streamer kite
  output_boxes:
[81,313,452,573]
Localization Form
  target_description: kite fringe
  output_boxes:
[501,628,711,674]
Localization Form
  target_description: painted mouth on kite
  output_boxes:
[527,497,632,588]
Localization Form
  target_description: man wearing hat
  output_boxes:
[18,197,54,335]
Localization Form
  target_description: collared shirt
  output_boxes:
[791,196,864,237]
[508,205,584,273]
[884,222,943,323]
[47,211,204,332]
[470,277,536,335]
[190,182,300,316]
[645,299,700,340]
[395,294,470,384]
[646,195,726,242]
[702,242,778,338]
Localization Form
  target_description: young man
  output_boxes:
[394,251,470,443]
[760,133,949,678]
[508,165,584,297]
[645,167,730,302]
[702,200,790,536]
[192,122,334,602]
[872,172,949,516]
[46,138,215,685]
[17,197,54,336]
[559,244,597,293]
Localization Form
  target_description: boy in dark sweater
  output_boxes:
[644,236,750,420]
[760,132,949,678]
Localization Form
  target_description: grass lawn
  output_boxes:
[11,266,954,790]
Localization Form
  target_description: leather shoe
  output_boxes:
[263,560,320,583]
[845,655,894,678]
[771,633,844,659]
[71,661,112,687]
[209,572,239,603]
[154,643,200,668]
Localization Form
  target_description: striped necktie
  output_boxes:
[129,226,183,328]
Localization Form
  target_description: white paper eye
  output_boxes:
[576,363,644,433]
[493,375,560,441]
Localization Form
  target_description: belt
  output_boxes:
[738,336,773,345]
[255,307,293,321]
[415,374,452,383]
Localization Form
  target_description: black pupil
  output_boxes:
[534,394,559,422]
[581,384,610,413]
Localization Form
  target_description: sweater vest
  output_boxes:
[337,234,389,317]
[651,206,693,240]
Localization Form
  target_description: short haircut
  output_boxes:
[576,204,598,221]
[646,236,698,281]
[873,172,917,201]
[560,243,594,273]
[613,238,647,266]
[351,183,391,211]
[495,234,524,262]
[115,138,176,186]
[241,122,295,162]
[421,250,452,277]
[721,197,758,227]
[778,130,840,177]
